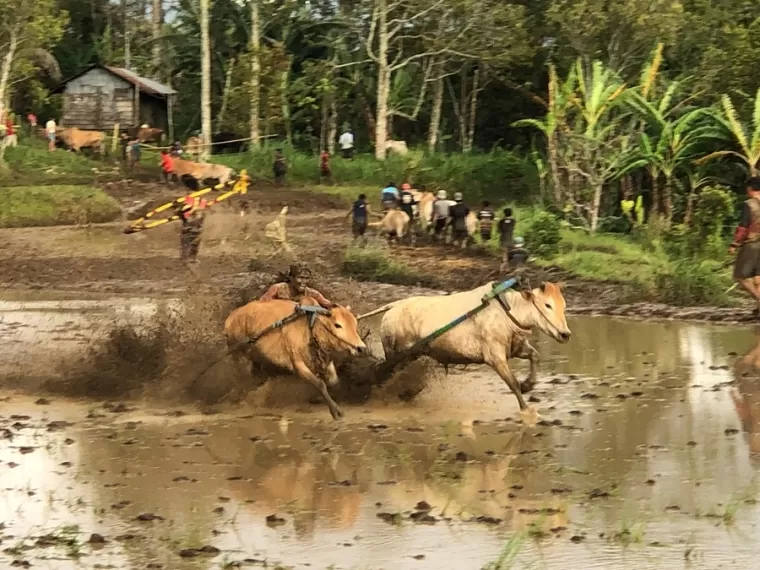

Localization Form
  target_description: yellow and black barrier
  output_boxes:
[124,169,249,234]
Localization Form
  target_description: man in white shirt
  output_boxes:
[46,118,57,151]
[338,129,354,159]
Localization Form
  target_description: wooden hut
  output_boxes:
[51,65,176,138]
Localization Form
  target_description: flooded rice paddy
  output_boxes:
[2,298,760,568]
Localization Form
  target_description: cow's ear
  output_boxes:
[520,290,533,301]
[539,281,547,292]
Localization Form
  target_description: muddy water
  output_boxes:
[2,304,760,569]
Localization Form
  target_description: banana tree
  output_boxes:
[698,88,760,176]
[629,90,725,221]
[513,63,578,204]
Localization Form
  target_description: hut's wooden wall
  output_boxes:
[61,68,134,130]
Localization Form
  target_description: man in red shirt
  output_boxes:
[159,149,174,184]
[320,150,331,182]
[4,116,16,148]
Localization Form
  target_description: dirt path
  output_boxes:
[1,182,754,322]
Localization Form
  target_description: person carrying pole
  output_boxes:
[729,177,760,317]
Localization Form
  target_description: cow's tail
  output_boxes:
[357,301,400,321]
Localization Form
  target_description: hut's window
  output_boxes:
[114,88,131,99]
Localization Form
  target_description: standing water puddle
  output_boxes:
[1,300,760,569]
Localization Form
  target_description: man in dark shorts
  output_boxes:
[477,200,495,243]
[347,193,373,246]
[730,177,760,315]
[449,192,471,248]
[431,190,450,240]
[399,183,417,245]
[498,208,516,272]
[178,196,207,263]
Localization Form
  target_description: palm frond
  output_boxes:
[721,94,750,155]
[640,42,663,99]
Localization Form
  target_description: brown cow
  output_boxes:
[58,127,105,155]
[224,297,366,420]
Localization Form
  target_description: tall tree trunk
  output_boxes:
[663,176,674,223]
[684,189,697,227]
[590,183,603,233]
[650,172,661,218]
[122,0,131,69]
[319,97,328,152]
[0,27,18,166]
[374,0,389,160]
[151,0,162,78]
[464,66,479,154]
[249,0,261,151]
[427,72,443,154]
[548,132,562,204]
[217,57,235,127]
[458,66,467,150]
[199,0,212,161]
[281,66,292,146]
[328,96,337,156]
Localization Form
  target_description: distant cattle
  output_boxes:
[58,128,105,155]
[385,140,408,155]
[126,127,163,143]
[211,131,247,154]
[172,157,235,186]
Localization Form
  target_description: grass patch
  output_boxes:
[0,185,122,227]
[341,246,437,287]
[214,144,537,203]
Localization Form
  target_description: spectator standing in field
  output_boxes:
[27,113,37,129]
[45,118,56,151]
[160,149,175,184]
[338,129,354,159]
[498,208,516,272]
[449,192,471,249]
[273,148,287,185]
[4,116,17,148]
[320,150,331,182]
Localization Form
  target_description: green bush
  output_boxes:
[215,145,537,203]
[341,247,437,287]
[0,186,122,227]
[663,186,734,260]
[653,259,732,306]
[523,210,562,256]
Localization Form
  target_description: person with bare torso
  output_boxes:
[259,263,334,309]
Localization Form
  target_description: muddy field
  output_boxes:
[2,305,760,569]
[3,182,760,569]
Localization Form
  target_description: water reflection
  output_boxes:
[1,316,760,569]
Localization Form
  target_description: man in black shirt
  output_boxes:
[449,192,471,248]
[498,208,516,271]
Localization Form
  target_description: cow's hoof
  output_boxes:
[330,407,344,420]
[520,378,536,394]
[519,406,539,427]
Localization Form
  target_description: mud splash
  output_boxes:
[2,305,760,568]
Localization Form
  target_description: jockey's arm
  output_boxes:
[259,283,285,301]
[305,287,334,309]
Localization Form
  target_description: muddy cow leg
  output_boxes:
[294,361,344,420]
[512,339,540,394]
[486,354,528,410]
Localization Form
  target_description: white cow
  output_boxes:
[378,281,571,412]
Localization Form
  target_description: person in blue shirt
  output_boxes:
[346,193,378,246]
[381,182,399,210]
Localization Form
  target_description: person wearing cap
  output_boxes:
[449,192,471,248]
[431,189,450,240]
[259,262,334,309]
[179,195,208,263]
[730,176,760,315]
